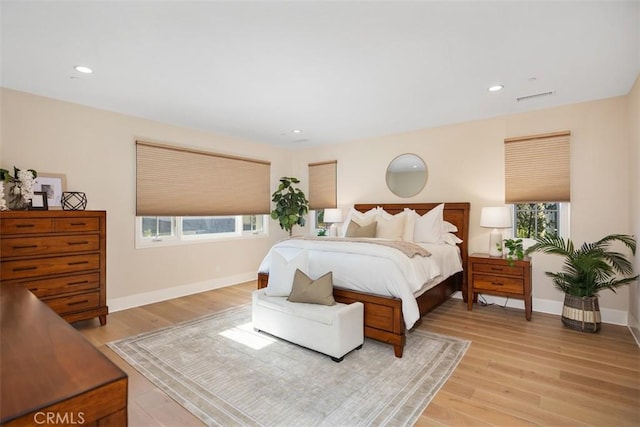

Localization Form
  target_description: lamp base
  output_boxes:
[488,229,503,257]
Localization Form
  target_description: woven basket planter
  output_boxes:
[561,294,601,332]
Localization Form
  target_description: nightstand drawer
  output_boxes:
[473,274,524,293]
[473,263,524,277]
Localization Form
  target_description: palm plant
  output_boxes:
[525,234,638,297]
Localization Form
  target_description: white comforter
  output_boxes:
[258,238,462,329]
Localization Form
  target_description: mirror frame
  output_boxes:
[385,153,428,198]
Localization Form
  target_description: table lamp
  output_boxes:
[480,206,512,257]
[323,208,343,237]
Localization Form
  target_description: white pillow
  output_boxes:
[376,211,405,240]
[443,221,458,233]
[443,232,463,245]
[265,249,309,296]
[340,207,379,237]
[402,209,419,242]
[413,203,445,243]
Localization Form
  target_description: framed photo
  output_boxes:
[29,191,48,210]
[34,173,67,210]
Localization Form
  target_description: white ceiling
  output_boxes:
[2,1,639,148]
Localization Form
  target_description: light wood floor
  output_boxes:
[76,282,640,426]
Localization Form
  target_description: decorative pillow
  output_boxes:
[443,221,458,233]
[340,207,379,236]
[402,209,419,241]
[376,211,405,240]
[443,232,463,245]
[287,269,336,306]
[413,203,445,243]
[345,220,377,238]
[265,249,309,297]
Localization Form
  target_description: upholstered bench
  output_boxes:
[252,289,364,362]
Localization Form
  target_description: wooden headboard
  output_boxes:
[353,202,471,275]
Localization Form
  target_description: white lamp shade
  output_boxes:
[480,207,511,256]
[323,208,343,223]
[480,207,512,229]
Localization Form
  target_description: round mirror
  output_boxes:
[385,153,428,197]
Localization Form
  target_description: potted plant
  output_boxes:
[499,238,524,266]
[525,234,638,332]
[270,177,309,236]
[0,166,38,210]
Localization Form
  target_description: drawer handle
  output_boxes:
[67,241,90,246]
[16,224,36,228]
[13,266,38,272]
[28,287,39,292]
[68,280,90,286]
[69,222,87,226]
[68,261,89,266]
[490,267,505,271]
[68,299,89,306]
[12,245,39,250]
[491,281,504,286]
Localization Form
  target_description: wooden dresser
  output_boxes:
[0,210,108,325]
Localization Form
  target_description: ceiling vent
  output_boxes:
[516,91,555,102]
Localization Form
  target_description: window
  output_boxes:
[512,202,570,241]
[141,216,176,239]
[315,209,326,228]
[513,203,558,239]
[136,215,268,247]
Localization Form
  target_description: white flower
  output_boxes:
[17,169,36,203]
[0,181,6,211]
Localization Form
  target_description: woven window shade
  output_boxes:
[504,131,571,202]
[308,161,337,210]
[136,141,271,216]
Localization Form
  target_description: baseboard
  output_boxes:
[108,272,256,313]
[628,311,640,347]
[451,291,629,326]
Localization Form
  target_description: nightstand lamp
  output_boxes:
[480,206,512,257]
[324,208,343,237]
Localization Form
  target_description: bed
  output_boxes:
[257,202,470,357]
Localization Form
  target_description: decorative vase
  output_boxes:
[62,192,88,210]
[4,183,29,210]
[561,294,601,333]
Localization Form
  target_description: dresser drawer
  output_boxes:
[473,274,524,293]
[21,273,101,297]
[0,218,53,235]
[473,263,524,277]
[1,254,100,280]
[54,217,100,232]
[44,291,100,315]
[1,235,100,257]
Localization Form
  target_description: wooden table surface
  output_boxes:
[0,284,127,425]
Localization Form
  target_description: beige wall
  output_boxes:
[295,95,634,320]
[628,75,640,337]
[0,88,292,307]
[1,86,637,323]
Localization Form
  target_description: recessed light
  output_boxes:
[74,65,93,74]
[488,85,504,92]
[292,129,302,134]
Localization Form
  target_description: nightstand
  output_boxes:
[467,253,532,320]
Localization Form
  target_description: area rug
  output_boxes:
[108,305,469,427]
